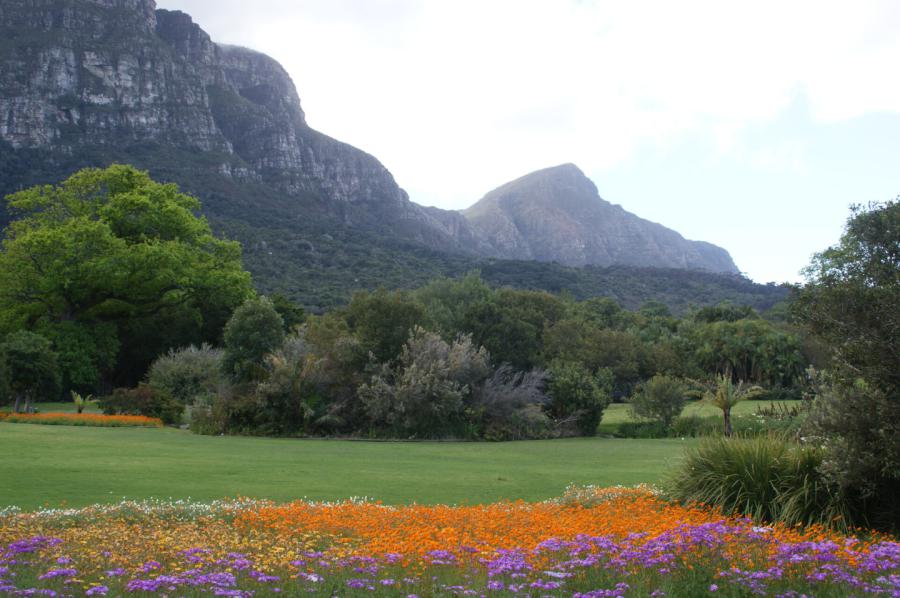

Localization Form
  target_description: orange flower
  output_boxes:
[2,413,163,427]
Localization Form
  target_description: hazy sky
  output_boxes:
[157,0,900,283]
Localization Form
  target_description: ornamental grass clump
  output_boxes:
[666,434,851,529]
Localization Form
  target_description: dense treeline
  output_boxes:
[129,273,808,441]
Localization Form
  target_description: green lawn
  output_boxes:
[0,423,693,510]
[19,401,102,414]
[597,399,800,434]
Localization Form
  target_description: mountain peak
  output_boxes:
[462,166,739,274]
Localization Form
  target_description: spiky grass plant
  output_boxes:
[666,434,852,529]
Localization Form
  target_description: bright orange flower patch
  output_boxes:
[1,412,163,428]
[235,486,883,566]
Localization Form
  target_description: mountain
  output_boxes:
[464,164,738,273]
[0,0,465,249]
[0,0,782,312]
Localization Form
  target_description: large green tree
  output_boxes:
[793,200,899,530]
[794,200,899,394]
[0,165,254,390]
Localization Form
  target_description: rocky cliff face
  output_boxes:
[463,164,739,273]
[0,0,461,247]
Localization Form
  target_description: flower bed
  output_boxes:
[0,413,162,428]
[0,487,896,596]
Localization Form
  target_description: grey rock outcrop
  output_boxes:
[463,164,739,273]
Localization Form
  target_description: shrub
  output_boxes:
[547,360,611,436]
[666,435,850,528]
[98,384,183,425]
[189,392,259,436]
[222,297,285,382]
[628,375,687,429]
[252,334,319,436]
[147,344,224,406]
[805,378,900,531]
[473,366,550,441]
[358,327,490,438]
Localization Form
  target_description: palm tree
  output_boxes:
[695,373,766,437]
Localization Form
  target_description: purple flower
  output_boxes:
[104,568,126,577]
[139,560,162,573]
[38,568,77,580]
[85,586,109,596]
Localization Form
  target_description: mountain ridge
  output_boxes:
[0,0,769,311]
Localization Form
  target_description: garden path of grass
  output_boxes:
[0,423,693,510]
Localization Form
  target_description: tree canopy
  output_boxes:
[793,200,899,394]
[0,165,254,390]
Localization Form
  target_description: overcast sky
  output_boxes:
[157,0,900,283]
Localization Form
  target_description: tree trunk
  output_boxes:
[723,408,733,437]
[13,394,21,413]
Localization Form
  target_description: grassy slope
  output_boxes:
[0,424,691,509]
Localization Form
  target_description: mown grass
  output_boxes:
[0,423,693,510]
[597,399,801,434]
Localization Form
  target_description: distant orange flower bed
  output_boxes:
[0,412,163,428]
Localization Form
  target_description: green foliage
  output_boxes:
[617,412,805,439]
[146,344,224,406]
[690,318,805,388]
[414,272,492,335]
[692,302,758,323]
[667,435,850,528]
[98,384,183,425]
[793,200,900,531]
[222,297,285,382]
[629,375,687,429]
[805,378,900,530]
[346,288,424,364]
[359,327,490,438]
[270,293,306,333]
[544,321,645,394]
[467,289,565,370]
[793,200,899,394]
[252,334,319,436]
[0,330,61,412]
[692,374,766,437]
[0,165,254,390]
[547,360,611,436]
[70,391,92,414]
